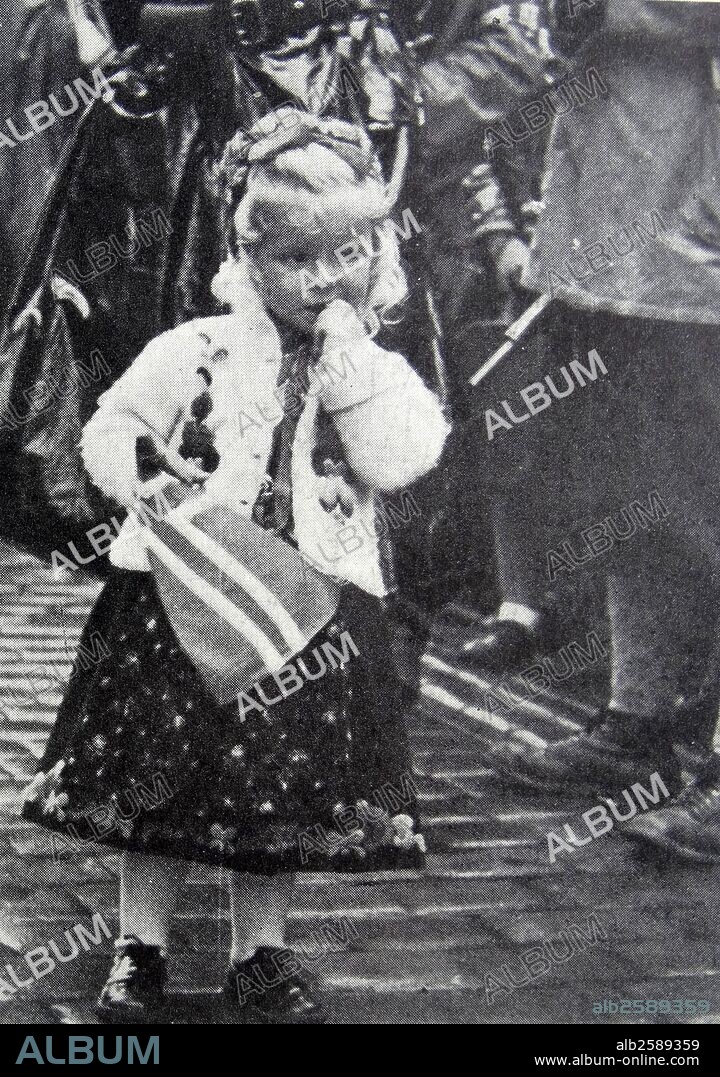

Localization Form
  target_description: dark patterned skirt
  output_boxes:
[22,570,425,875]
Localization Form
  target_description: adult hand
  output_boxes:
[494,236,531,293]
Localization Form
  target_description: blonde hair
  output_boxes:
[215,116,408,333]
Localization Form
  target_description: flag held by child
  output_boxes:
[141,484,342,704]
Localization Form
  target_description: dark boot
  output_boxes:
[485,707,682,796]
[451,604,565,673]
[623,756,720,863]
[456,616,544,672]
[95,937,167,1024]
[223,947,327,1025]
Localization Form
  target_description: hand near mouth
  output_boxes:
[313,299,368,352]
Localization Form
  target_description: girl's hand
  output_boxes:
[135,434,211,489]
[132,475,185,506]
[132,456,210,506]
[161,446,211,487]
[314,299,368,351]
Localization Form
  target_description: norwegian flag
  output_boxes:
[139,481,341,705]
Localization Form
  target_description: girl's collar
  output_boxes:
[267,310,312,353]
[261,310,318,386]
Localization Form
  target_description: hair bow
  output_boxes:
[219,107,384,196]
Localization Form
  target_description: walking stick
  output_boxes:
[469,293,552,387]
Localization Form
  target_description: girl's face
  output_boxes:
[245,194,378,335]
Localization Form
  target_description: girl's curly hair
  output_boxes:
[214,108,408,331]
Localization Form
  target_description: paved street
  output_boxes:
[0,540,718,1025]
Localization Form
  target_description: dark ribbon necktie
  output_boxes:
[252,340,317,538]
[252,333,398,592]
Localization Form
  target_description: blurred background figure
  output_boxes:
[486,0,720,863]
[401,0,563,651]
[0,0,85,308]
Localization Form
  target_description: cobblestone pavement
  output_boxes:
[0,542,718,1025]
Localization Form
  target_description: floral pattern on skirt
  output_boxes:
[22,571,425,875]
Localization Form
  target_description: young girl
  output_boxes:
[21,109,449,1024]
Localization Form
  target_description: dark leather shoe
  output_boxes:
[623,758,720,863]
[485,707,682,797]
[459,618,542,672]
[95,937,167,1024]
[223,947,327,1025]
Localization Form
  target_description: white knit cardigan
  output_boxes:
[81,310,450,597]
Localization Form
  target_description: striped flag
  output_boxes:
[140,481,342,704]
